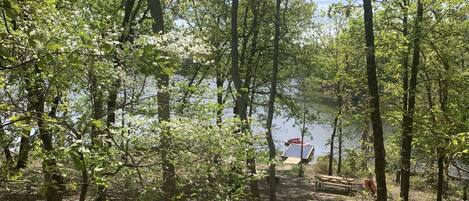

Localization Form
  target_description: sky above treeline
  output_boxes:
[316,0,341,9]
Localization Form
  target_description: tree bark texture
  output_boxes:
[362,0,388,199]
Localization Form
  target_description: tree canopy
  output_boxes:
[0,0,467,200]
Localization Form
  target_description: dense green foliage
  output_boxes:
[0,0,467,200]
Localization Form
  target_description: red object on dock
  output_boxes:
[288,138,302,144]
[285,138,310,146]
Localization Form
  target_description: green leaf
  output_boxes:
[162,67,174,76]
[92,119,105,129]
[47,43,62,51]
[71,153,84,170]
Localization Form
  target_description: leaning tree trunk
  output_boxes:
[362,0,387,200]
[399,1,423,200]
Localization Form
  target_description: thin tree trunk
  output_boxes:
[328,115,338,176]
[361,122,369,170]
[431,40,452,201]
[244,1,261,199]
[463,182,468,201]
[75,117,88,201]
[216,66,224,127]
[424,68,446,201]
[397,0,410,184]
[148,1,176,200]
[399,1,423,200]
[337,119,343,175]
[436,151,445,201]
[78,150,88,201]
[265,0,280,195]
[299,109,306,177]
[329,90,342,176]
[362,0,387,199]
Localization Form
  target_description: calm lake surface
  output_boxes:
[271,111,359,162]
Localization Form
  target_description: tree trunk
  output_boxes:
[16,80,34,170]
[148,1,176,200]
[436,150,445,201]
[266,0,280,197]
[16,129,31,169]
[229,0,243,197]
[299,110,306,177]
[0,120,13,167]
[216,65,224,127]
[32,66,64,201]
[79,152,88,201]
[361,122,369,170]
[329,90,342,176]
[399,1,423,200]
[424,68,446,201]
[328,114,338,176]
[86,58,106,201]
[362,0,387,199]
[40,96,64,201]
[463,182,468,201]
[337,119,343,175]
[245,1,261,199]
[230,0,260,199]
[397,0,410,185]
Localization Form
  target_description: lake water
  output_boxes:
[271,112,360,162]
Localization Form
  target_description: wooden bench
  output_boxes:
[314,174,357,193]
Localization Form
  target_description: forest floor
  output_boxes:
[258,163,445,201]
[258,164,364,201]
[0,163,449,201]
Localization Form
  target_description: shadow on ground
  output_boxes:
[260,168,356,201]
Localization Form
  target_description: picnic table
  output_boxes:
[314,174,357,193]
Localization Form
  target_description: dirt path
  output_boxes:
[259,164,359,201]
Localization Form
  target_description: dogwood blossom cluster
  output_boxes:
[137,31,214,65]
